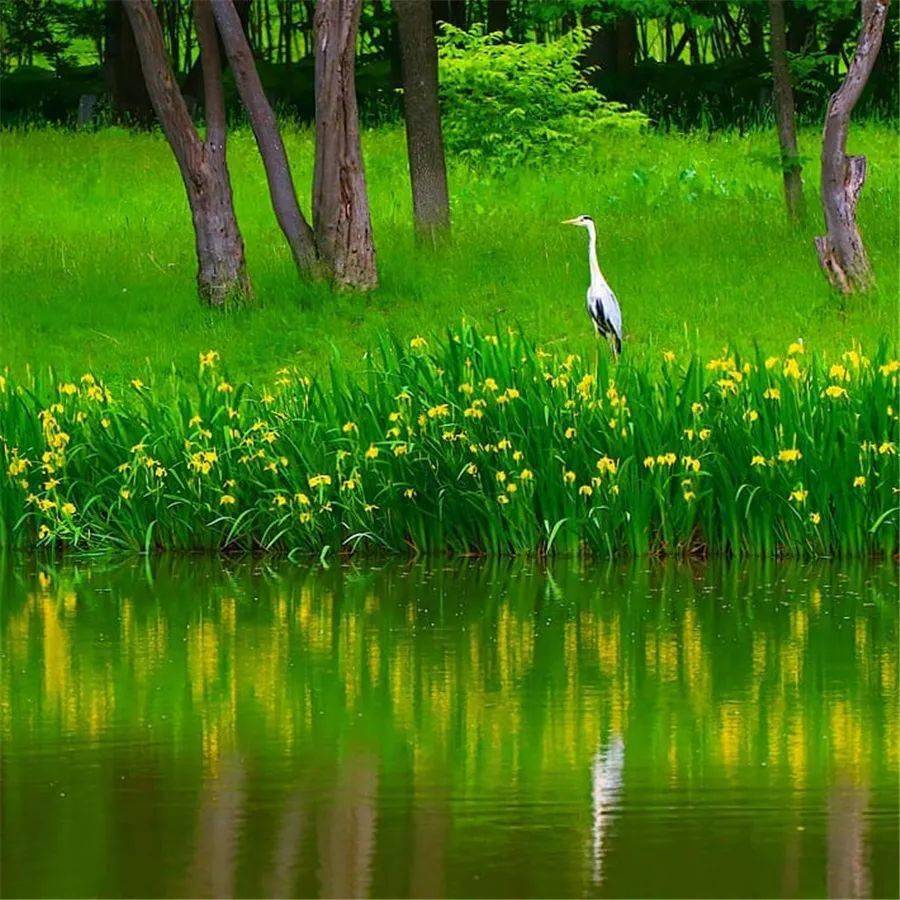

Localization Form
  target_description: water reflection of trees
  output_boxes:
[2,558,896,897]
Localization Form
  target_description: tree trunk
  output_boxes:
[211,0,323,280]
[768,0,805,222]
[123,0,251,306]
[104,0,155,125]
[395,0,451,245]
[814,0,889,293]
[487,0,509,36]
[182,0,250,103]
[313,0,378,289]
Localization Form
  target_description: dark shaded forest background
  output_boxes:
[2,0,897,131]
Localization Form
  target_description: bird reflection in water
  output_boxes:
[590,736,624,887]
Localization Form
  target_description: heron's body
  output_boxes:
[564,215,623,356]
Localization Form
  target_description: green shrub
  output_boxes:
[437,26,647,172]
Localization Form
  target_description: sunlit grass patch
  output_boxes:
[1,324,896,557]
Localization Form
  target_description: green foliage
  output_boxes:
[437,25,647,171]
[1,125,897,387]
[1,324,897,557]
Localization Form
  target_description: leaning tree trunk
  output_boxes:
[768,0,805,222]
[395,0,451,245]
[313,0,378,290]
[123,0,251,306]
[814,0,889,293]
[211,0,323,280]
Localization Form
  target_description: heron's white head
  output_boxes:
[562,215,594,229]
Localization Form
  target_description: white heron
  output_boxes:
[562,215,623,356]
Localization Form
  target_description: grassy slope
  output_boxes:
[0,124,896,386]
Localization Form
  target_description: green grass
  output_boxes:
[1,324,897,556]
[0,123,896,390]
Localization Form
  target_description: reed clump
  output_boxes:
[1,324,896,557]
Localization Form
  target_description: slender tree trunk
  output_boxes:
[212,0,323,279]
[814,0,889,293]
[104,0,155,125]
[122,0,251,306]
[395,0,451,245]
[313,0,378,289]
[768,0,805,222]
[487,0,509,35]
[182,0,250,102]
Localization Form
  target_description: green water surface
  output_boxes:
[1,559,897,898]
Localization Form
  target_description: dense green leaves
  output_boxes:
[1,324,896,557]
[437,25,647,171]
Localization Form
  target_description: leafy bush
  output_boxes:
[437,27,647,171]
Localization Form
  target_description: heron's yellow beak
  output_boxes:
[561,218,579,225]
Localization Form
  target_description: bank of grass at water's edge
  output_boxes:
[0,124,897,387]
[1,324,897,557]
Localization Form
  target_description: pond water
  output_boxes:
[1,558,897,899]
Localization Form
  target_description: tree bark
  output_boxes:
[313,0,378,289]
[123,0,251,306]
[814,0,889,293]
[768,0,805,222]
[487,0,509,36]
[182,0,250,103]
[395,0,451,245]
[103,0,155,125]
[211,0,323,280]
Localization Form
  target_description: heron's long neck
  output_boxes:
[586,224,605,289]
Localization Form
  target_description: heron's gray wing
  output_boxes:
[603,288,622,341]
